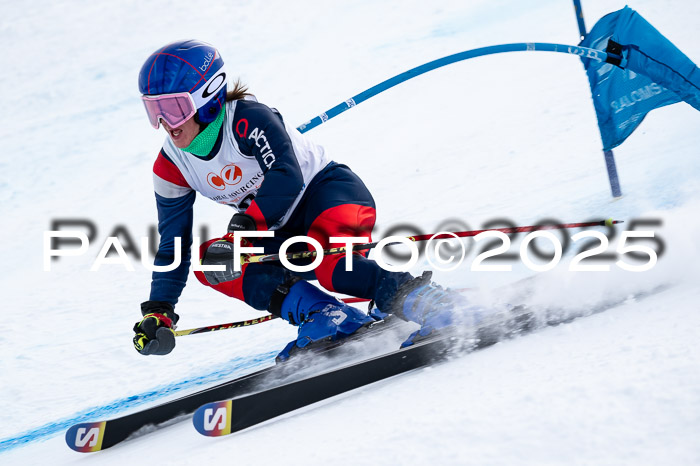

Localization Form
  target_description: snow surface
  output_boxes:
[1,0,699,464]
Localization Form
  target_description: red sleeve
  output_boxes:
[153,150,190,188]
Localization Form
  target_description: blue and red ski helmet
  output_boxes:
[138,40,227,125]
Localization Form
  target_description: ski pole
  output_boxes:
[179,220,621,337]
[244,219,623,264]
[174,314,279,336]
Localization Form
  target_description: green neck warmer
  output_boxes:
[182,108,225,157]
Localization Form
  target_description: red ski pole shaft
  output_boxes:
[187,220,622,336]
[401,219,622,242]
[244,219,623,264]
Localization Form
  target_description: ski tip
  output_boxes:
[65,421,106,452]
[193,400,233,437]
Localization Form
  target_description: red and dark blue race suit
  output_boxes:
[150,99,411,312]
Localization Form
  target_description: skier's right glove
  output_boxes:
[133,301,179,356]
[227,212,256,232]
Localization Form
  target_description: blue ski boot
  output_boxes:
[270,277,376,362]
[389,271,485,347]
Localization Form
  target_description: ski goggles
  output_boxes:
[141,92,197,129]
[142,66,227,129]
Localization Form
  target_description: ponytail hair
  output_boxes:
[226,79,252,101]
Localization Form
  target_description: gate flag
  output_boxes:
[580,6,700,151]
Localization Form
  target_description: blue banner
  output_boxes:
[580,7,700,151]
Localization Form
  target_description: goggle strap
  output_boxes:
[191,66,227,108]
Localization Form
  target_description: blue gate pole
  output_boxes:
[573,0,623,198]
[573,0,587,40]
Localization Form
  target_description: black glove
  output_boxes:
[202,238,239,285]
[227,213,256,232]
[133,301,180,356]
[202,213,257,285]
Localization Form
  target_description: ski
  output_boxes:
[64,315,408,452]
[65,275,546,452]
[193,333,462,437]
[65,364,275,452]
[192,284,671,438]
[192,305,537,437]
[65,283,670,451]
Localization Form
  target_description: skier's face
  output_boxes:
[162,116,200,149]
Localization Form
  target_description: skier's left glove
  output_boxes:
[133,301,179,356]
[201,234,255,285]
[202,213,257,285]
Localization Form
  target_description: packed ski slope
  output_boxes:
[1,0,699,464]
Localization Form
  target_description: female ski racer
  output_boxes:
[132,40,477,358]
